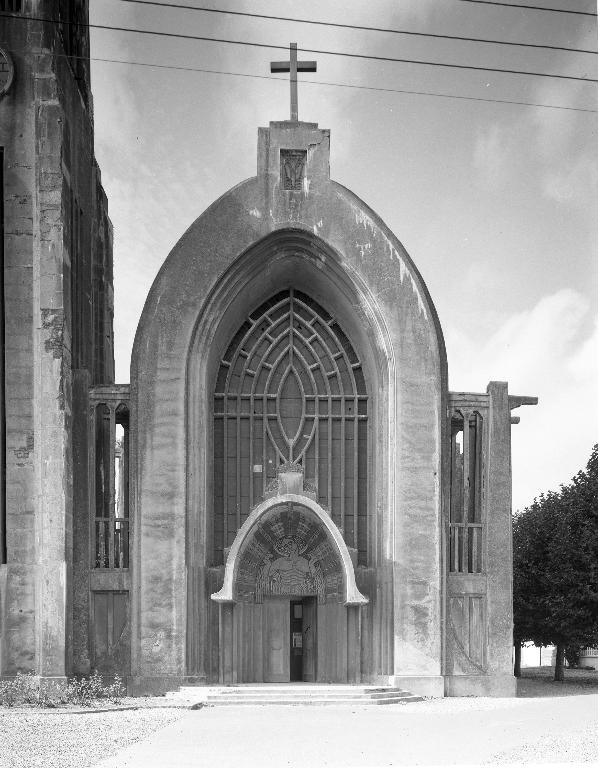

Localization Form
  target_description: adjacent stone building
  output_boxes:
[1,9,535,697]
[0,1,114,683]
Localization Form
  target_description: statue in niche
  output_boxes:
[281,150,306,191]
[255,535,325,603]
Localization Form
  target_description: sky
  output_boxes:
[88,0,597,511]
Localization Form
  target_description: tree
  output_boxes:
[513,444,598,681]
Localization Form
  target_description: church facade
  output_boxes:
[0,8,536,698]
[119,118,535,698]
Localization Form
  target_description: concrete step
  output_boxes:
[206,690,410,699]
[206,696,421,706]
[180,685,408,695]
[201,685,423,707]
[196,686,398,694]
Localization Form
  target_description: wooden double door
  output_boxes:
[264,598,317,683]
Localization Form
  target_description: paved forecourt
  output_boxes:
[96,693,598,767]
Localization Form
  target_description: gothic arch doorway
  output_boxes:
[212,492,367,683]
[184,232,395,684]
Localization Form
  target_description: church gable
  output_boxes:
[127,110,449,691]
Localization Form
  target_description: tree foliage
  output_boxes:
[513,444,598,680]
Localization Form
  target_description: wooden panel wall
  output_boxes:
[91,590,130,676]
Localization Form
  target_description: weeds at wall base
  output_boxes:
[0,672,126,708]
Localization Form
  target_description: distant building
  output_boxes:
[521,644,598,669]
[520,643,557,667]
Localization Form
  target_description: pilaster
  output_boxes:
[33,71,69,681]
[485,381,516,691]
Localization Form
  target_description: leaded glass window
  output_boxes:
[213,289,368,565]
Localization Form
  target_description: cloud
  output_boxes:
[473,125,511,189]
[525,26,596,160]
[445,289,597,510]
[542,153,598,205]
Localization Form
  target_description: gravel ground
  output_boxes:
[1,668,598,767]
[0,708,185,768]
[490,729,598,765]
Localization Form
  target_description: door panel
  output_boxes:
[290,601,303,682]
[264,600,290,682]
[303,598,317,682]
[317,602,347,682]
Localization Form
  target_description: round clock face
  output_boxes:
[0,48,14,98]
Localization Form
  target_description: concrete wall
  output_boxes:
[445,384,517,697]
[0,2,113,679]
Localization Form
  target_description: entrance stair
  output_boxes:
[172,684,424,707]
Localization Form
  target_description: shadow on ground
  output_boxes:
[517,665,598,697]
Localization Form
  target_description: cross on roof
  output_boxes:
[270,43,317,122]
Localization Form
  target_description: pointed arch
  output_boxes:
[211,493,368,606]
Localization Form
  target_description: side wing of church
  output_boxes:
[0,15,536,697]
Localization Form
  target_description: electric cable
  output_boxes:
[1,12,597,85]
[454,0,596,18]
[120,0,598,58]
[4,45,595,114]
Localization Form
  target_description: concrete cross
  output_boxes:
[270,43,317,122]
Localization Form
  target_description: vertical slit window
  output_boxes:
[92,401,129,569]
[59,0,89,105]
[94,404,110,568]
[68,191,85,369]
[114,405,129,569]
[450,410,483,573]
[0,1,22,13]
[0,146,5,564]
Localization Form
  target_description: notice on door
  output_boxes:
[292,632,303,648]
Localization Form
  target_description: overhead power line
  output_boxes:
[454,0,597,17]
[121,0,598,57]
[5,45,596,114]
[93,57,598,113]
[2,12,597,85]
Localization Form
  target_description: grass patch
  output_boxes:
[518,666,598,697]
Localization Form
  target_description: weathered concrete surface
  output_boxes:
[130,120,446,694]
[0,5,113,679]
[484,381,517,696]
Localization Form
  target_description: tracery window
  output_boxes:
[213,289,368,565]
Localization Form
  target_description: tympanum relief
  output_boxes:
[235,503,343,604]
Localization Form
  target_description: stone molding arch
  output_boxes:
[129,170,446,685]
[185,228,397,568]
[211,493,368,606]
